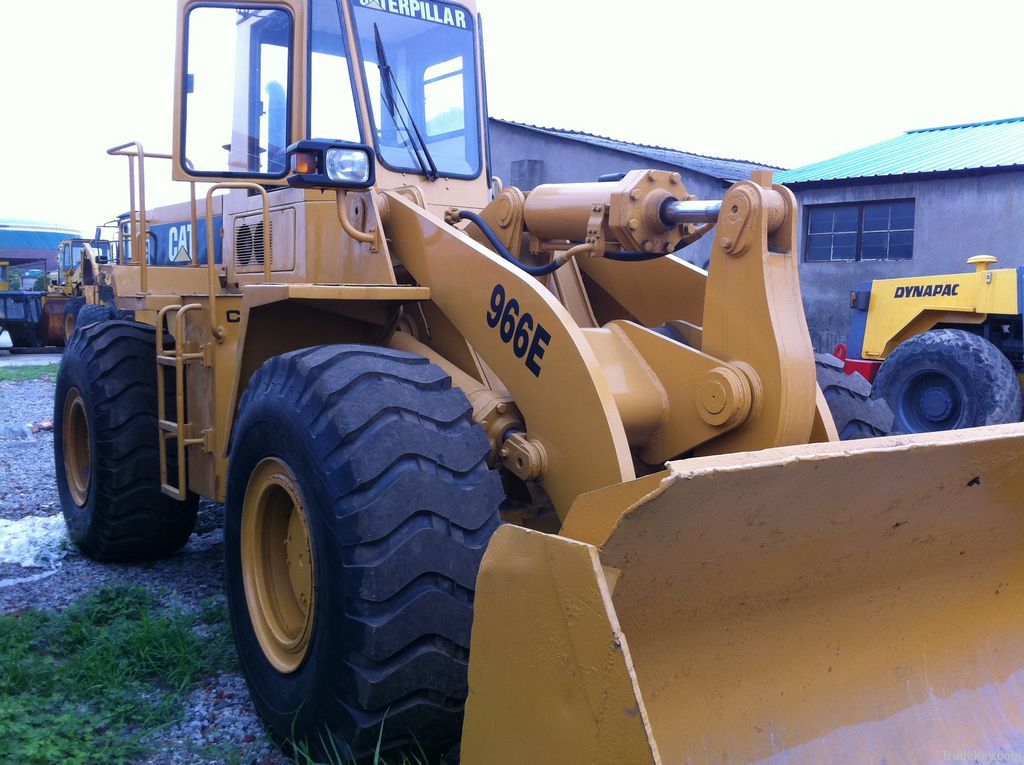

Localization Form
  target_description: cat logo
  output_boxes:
[167,223,193,264]
[170,243,191,264]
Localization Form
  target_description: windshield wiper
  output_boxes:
[373,23,439,181]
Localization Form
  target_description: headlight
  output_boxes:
[286,140,376,190]
[325,149,371,184]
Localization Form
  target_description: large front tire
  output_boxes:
[54,320,198,560]
[873,329,1022,433]
[225,345,503,761]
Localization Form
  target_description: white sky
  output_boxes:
[1,0,1021,234]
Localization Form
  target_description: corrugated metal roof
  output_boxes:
[0,219,79,234]
[0,230,73,253]
[776,116,1024,185]
[493,119,779,182]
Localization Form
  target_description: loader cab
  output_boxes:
[174,0,487,199]
[56,240,84,288]
[56,239,114,289]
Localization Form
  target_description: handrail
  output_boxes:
[203,182,272,340]
[106,142,200,288]
[107,141,150,292]
[336,194,378,246]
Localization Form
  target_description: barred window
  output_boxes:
[806,200,914,262]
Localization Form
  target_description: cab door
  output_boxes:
[172,0,307,184]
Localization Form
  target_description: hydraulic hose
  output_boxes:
[457,210,562,276]
[457,209,666,274]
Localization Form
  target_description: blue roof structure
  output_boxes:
[776,116,1024,185]
[0,229,75,251]
[0,220,80,267]
[494,120,779,182]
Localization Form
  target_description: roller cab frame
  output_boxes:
[57,0,1024,761]
[843,254,1024,380]
[842,255,1024,433]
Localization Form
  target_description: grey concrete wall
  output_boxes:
[794,172,1024,352]
[489,121,729,267]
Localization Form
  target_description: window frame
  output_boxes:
[349,0,483,180]
[179,3,296,180]
[307,0,365,143]
[804,199,915,263]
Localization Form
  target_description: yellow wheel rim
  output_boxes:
[64,313,75,342]
[241,457,316,673]
[62,388,91,506]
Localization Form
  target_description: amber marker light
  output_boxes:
[291,151,318,175]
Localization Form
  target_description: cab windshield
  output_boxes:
[352,1,481,179]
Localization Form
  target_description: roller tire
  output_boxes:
[54,320,198,561]
[815,353,893,439]
[872,329,1022,434]
[225,345,504,762]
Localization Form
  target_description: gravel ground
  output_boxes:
[0,374,291,765]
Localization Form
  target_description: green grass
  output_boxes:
[289,740,443,765]
[0,583,449,764]
[0,583,236,764]
[0,363,60,382]
[288,723,447,765]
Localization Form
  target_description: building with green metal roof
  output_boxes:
[776,117,1024,352]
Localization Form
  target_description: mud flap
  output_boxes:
[463,424,1024,764]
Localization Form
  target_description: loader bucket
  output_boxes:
[462,425,1024,764]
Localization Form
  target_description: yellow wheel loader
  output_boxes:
[53,1,1024,762]
[841,255,1024,433]
[39,235,123,345]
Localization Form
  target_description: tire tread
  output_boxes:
[872,329,1022,433]
[229,344,503,759]
[816,353,893,439]
[55,320,198,561]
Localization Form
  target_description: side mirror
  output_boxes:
[286,140,375,189]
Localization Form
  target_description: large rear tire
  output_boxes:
[54,320,198,560]
[225,345,503,762]
[815,353,893,439]
[872,328,1022,434]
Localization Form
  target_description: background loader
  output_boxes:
[37,235,122,345]
[52,1,1021,762]
[841,254,1024,433]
